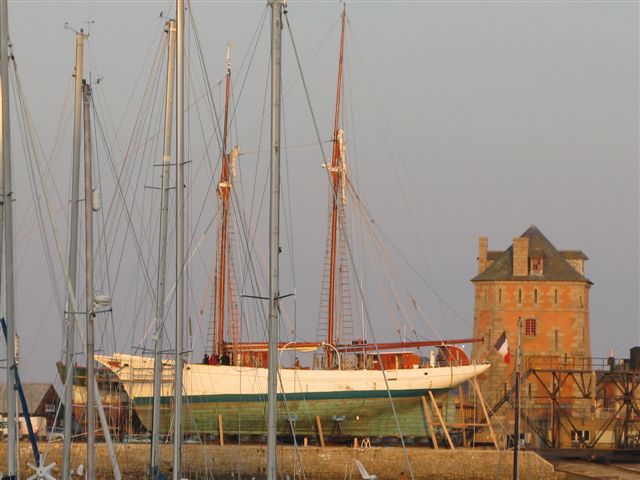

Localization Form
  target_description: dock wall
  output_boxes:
[0,444,561,479]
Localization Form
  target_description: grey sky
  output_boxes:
[3,1,638,382]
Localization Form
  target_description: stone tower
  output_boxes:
[471,225,592,401]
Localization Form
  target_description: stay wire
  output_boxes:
[9,57,65,327]
[348,20,461,323]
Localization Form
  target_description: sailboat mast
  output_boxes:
[82,80,97,480]
[267,0,284,478]
[173,0,185,477]
[0,0,16,476]
[62,30,84,480]
[326,7,346,368]
[215,47,232,357]
[150,18,176,480]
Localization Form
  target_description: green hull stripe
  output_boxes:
[135,388,445,406]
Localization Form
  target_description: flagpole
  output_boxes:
[513,317,522,480]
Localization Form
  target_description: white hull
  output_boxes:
[96,353,488,400]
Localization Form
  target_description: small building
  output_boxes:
[0,383,61,429]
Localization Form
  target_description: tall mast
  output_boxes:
[173,0,185,477]
[267,0,284,478]
[62,30,84,480]
[0,0,16,476]
[214,46,234,357]
[82,80,97,480]
[150,18,176,480]
[325,7,347,368]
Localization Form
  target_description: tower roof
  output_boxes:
[472,225,591,283]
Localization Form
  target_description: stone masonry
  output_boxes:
[471,225,592,438]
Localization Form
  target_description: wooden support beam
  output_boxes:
[218,414,224,446]
[429,391,455,450]
[421,395,438,449]
[459,386,467,448]
[472,378,499,450]
[315,415,325,448]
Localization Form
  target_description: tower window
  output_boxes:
[498,289,502,304]
[518,289,522,303]
[525,318,537,337]
[534,289,538,304]
[554,289,558,304]
[530,258,543,275]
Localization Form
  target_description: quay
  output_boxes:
[0,444,559,479]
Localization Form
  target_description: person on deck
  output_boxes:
[202,353,209,365]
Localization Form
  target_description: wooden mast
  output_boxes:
[326,7,347,368]
[214,46,235,357]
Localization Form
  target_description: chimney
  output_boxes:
[478,236,488,273]
[512,237,529,276]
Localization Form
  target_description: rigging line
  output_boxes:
[281,118,299,341]
[342,206,416,480]
[186,0,224,152]
[91,95,157,308]
[282,12,328,168]
[138,220,214,347]
[233,10,327,149]
[10,65,66,325]
[232,65,270,338]
[343,43,368,339]
[279,88,298,339]
[97,28,167,239]
[90,31,168,301]
[284,10,356,218]
[361,224,418,341]
[86,18,166,163]
[231,185,269,339]
[346,178,470,329]
[96,31,169,304]
[276,370,309,480]
[239,141,330,155]
[8,58,101,466]
[348,21,458,316]
[349,189,424,338]
[281,14,340,94]
[244,61,269,266]
[9,55,67,320]
[184,61,220,202]
[97,62,164,278]
[45,77,75,210]
[347,182,443,339]
[228,7,269,145]
[90,95,118,352]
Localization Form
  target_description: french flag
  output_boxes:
[494,331,510,363]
